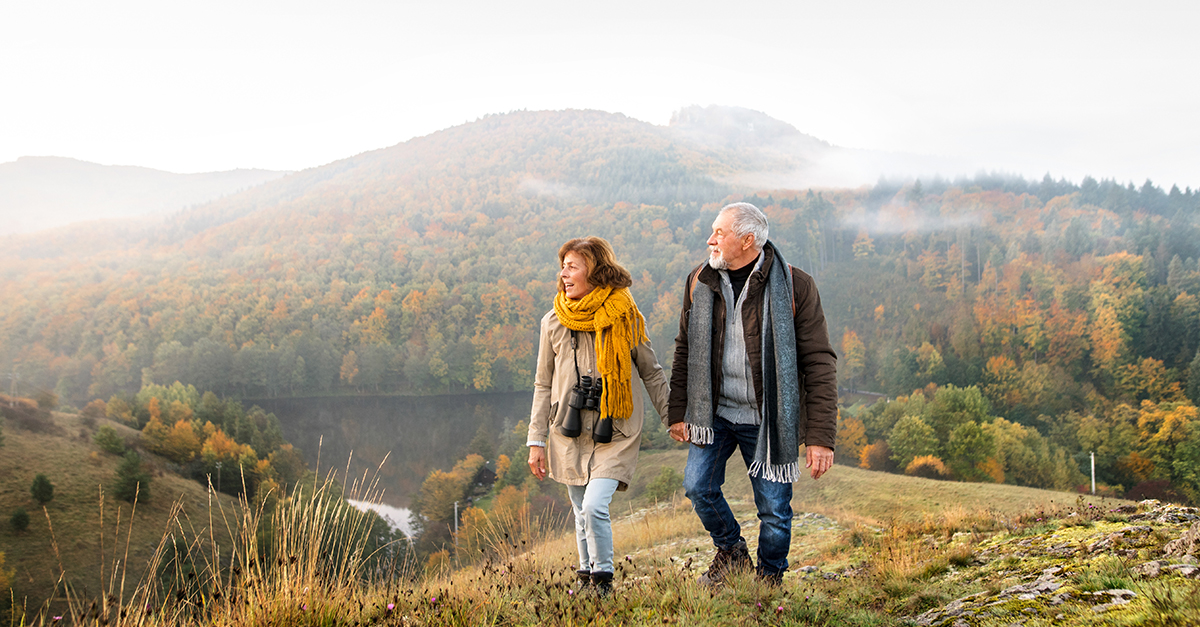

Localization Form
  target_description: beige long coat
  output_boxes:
[528,310,671,490]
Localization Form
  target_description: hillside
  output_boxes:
[19,418,1200,626]
[0,156,287,235]
[0,410,241,618]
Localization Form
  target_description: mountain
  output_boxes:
[669,104,976,189]
[0,156,288,234]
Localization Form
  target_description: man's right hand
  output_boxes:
[527,446,548,480]
[669,422,690,443]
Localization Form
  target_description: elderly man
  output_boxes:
[668,202,838,586]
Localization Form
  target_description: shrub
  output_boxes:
[30,473,54,505]
[10,508,29,532]
[642,466,683,502]
[0,394,58,433]
[905,455,949,479]
[860,439,895,472]
[93,424,126,455]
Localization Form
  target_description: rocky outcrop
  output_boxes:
[912,503,1200,627]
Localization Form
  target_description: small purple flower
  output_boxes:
[431,597,437,603]
[776,606,784,613]
[757,602,763,609]
[387,603,395,611]
[53,617,63,622]
[302,604,308,611]
[568,589,574,595]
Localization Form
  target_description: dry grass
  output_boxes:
[0,413,239,621]
[4,419,1154,627]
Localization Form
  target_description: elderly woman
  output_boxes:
[527,236,670,597]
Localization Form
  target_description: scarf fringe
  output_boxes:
[748,460,800,484]
[687,424,714,446]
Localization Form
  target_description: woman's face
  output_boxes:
[560,251,594,300]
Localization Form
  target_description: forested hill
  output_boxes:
[3,109,1200,445]
[1,108,746,402]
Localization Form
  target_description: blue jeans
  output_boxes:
[566,478,619,574]
[683,416,794,574]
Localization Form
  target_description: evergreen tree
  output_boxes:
[30,473,54,505]
[10,507,29,532]
[114,451,151,503]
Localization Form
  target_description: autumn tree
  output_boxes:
[840,330,866,391]
[834,413,867,466]
[888,416,939,469]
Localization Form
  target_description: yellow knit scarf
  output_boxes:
[553,286,648,420]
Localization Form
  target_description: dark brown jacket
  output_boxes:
[667,245,839,449]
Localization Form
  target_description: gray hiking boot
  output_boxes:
[698,539,752,587]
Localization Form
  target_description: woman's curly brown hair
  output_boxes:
[557,237,633,292]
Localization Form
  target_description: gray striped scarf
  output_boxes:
[685,241,802,483]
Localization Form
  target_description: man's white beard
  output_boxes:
[707,249,729,270]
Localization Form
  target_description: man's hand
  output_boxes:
[527,446,548,480]
[669,422,690,443]
[805,445,834,480]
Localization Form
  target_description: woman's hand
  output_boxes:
[527,446,548,480]
[669,422,690,443]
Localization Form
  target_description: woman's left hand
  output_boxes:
[528,446,548,480]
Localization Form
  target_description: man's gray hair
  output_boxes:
[720,202,769,250]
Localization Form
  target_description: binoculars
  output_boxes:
[559,375,613,443]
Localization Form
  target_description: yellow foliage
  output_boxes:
[836,413,867,465]
[977,457,1005,484]
[425,549,450,577]
[495,454,511,484]
[161,419,202,464]
[905,455,949,479]
[141,414,170,453]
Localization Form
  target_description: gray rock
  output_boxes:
[1165,521,1200,557]
[1134,560,1167,577]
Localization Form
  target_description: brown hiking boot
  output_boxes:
[698,539,752,587]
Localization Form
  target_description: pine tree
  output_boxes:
[30,473,54,505]
[114,451,151,503]
[10,507,29,532]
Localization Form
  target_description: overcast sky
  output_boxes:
[2,0,1197,188]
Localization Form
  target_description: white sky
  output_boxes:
[2,0,1197,188]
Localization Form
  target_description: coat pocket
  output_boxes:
[549,402,560,429]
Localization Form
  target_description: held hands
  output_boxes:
[527,446,548,480]
[668,422,689,443]
[806,445,834,480]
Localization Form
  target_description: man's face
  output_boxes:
[707,211,751,270]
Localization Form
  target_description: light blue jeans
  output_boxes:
[566,477,620,574]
